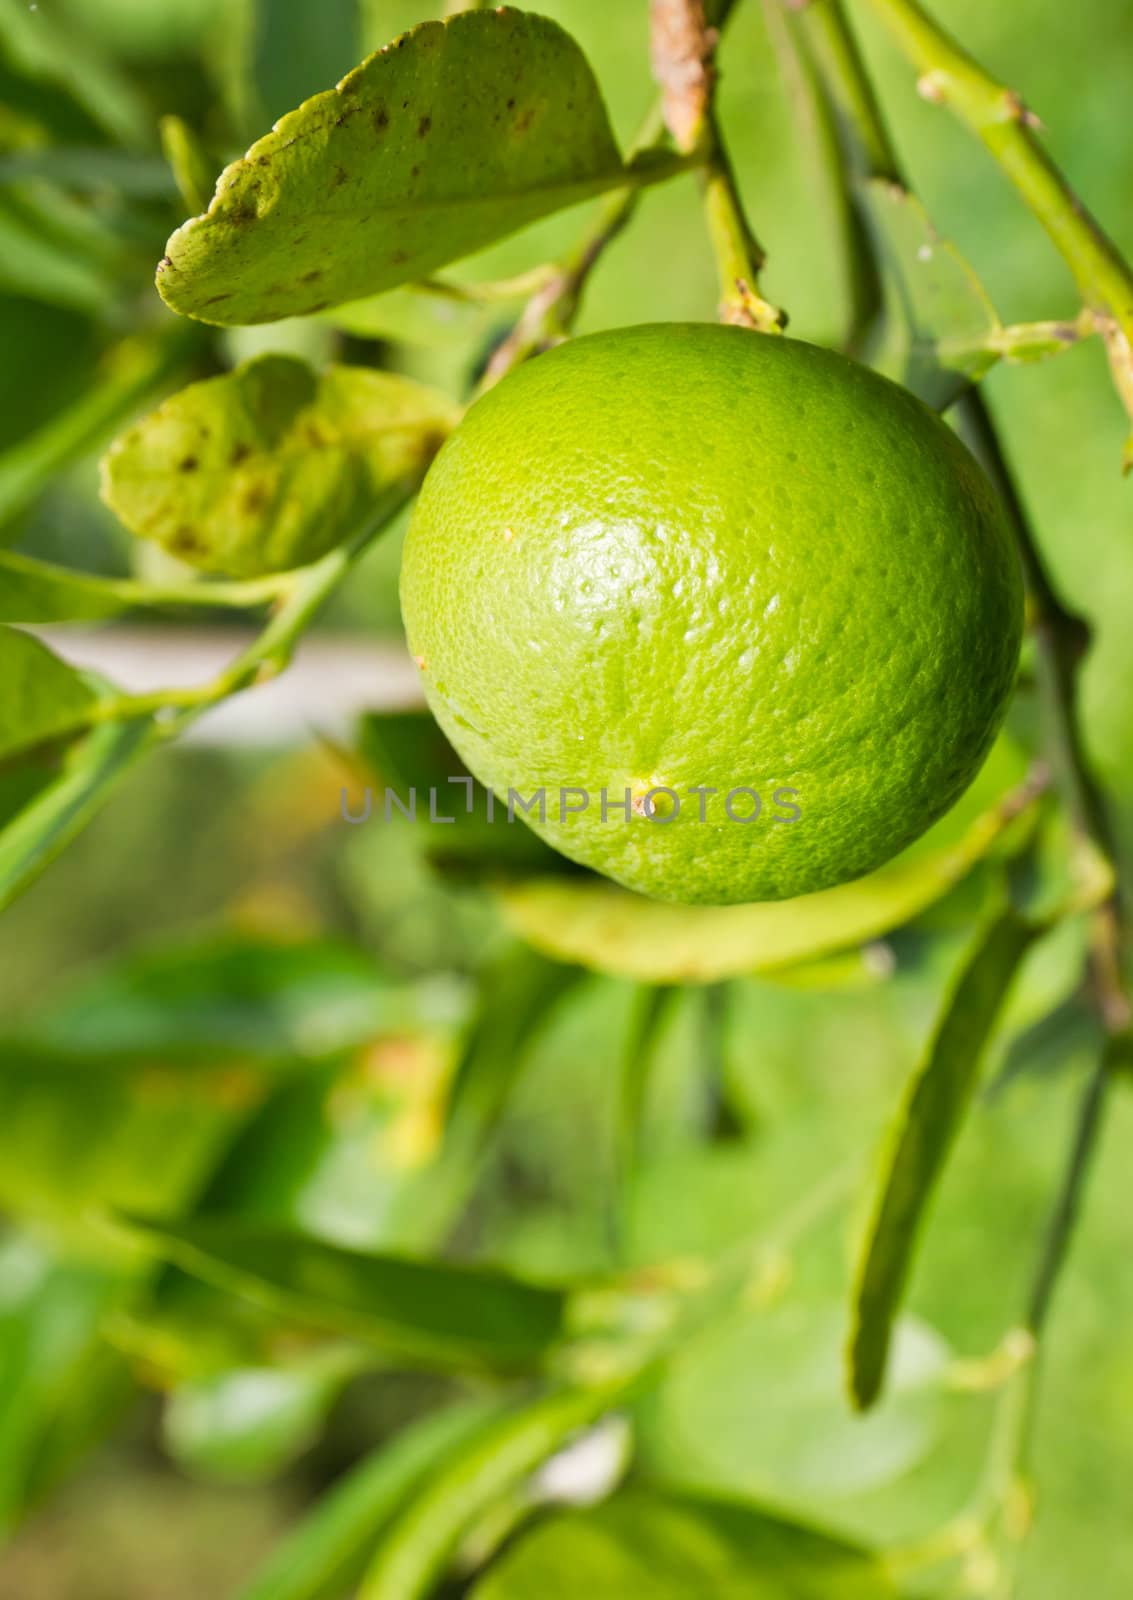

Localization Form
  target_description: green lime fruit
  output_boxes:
[400,324,1022,905]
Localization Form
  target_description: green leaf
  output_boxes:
[359,1383,628,1600]
[0,0,152,149]
[0,330,197,532]
[163,1351,358,1484]
[122,1217,567,1373]
[160,114,216,217]
[848,905,1039,1410]
[499,739,1034,982]
[0,1234,130,1533]
[27,931,450,1065]
[233,1397,511,1600]
[389,943,584,1249]
[157,10,625,326]
[0,1044,265,1227]
[0,626,99,761]
[248,0,362,130]
[100,353,458,577]
[637,1300,949,1511]
[0,715,153,912]
[860,178,1002,409]
[470,1488,898,1600]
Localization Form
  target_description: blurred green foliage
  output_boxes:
[0,0,1131,1597]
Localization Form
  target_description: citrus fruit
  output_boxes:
[400,324,1022,905]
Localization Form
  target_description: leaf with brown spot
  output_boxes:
[156,10,625,326]
[100,354,460,578]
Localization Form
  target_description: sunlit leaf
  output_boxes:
[499,739,1034,983]
[157,10,625,326]
[848,905,1038,1409]
[861,178,1001,409]
[101,354,458,577]
[123,1216,567,1373]
[234,1397,511,1600]
[470,1488,898,1599]
[0,625,99,761]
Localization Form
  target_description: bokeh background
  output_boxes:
[1,1,1130,1595]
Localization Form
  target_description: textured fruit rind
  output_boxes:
[400,325,1023,906]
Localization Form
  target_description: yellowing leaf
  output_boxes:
[157,10,625,327]
[100,354,459,577]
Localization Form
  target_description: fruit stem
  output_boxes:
[650,0,786,329]
[852,0,1133,469]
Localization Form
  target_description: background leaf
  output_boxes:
[469,1488,898,1599]
[234,1396,511,1600]
[848,906,1038,1410]
[124,1217,567,1373]
[861,178,1002,410]
[100,354,458,577]
[157,10,625,325]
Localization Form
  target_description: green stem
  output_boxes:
[481,105,693,387]
[702,110,786,330]
[43,499,409,745]
[855,0,1133,459]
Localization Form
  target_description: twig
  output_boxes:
[650,0,716,152]
[481,101,701,388]
[854,0,1133,467]
[653,0,785,329]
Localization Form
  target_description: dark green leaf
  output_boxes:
[248,0,362,130]
[101,354,458,577]
[123,1217,567,1372]
[848,905,1038,1409]
[234,1397,511,1600]
[470,1488,898,1599]
[157,11,625,326]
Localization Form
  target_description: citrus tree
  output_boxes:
[0,1,1131,1596]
